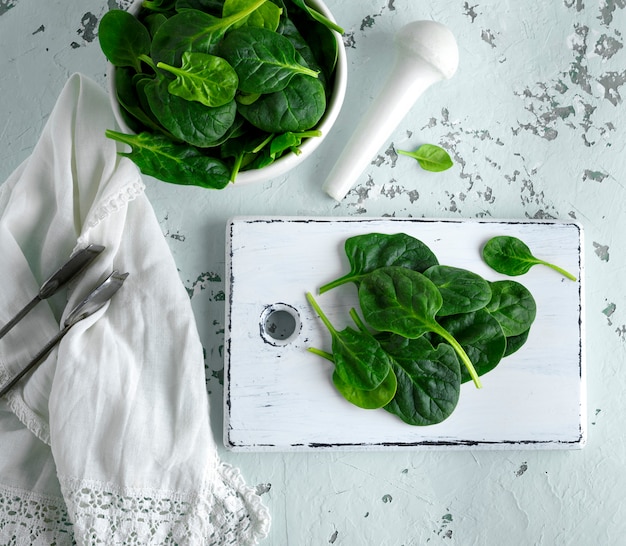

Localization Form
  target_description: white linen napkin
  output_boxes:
[0,73,269,545]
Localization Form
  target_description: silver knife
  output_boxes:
[0,244,105,340]
[0,270,128,397]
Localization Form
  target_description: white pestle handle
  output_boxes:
[323,20,459,201]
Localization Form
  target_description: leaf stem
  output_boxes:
[349,308,368,334]
[431,324,483,389]
[138,53,157,72]
[319,273,364,294]
[252,134,274,154]
[229,153,243,183]
[305,292,337,336]
[539,260,577,281]
[318,274,351,294]
[307,347,334,362]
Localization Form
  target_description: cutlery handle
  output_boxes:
[0,296,41,340]
[0,326,69,397]
[0,243,105,340]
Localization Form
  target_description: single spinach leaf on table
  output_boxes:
[397,144,453,173]
[99,10,152,72]
[482,235,577,281]
[156,51,239,107]
[144,76,237,147]
[237,73,326,132]
[423,265,492,316]
[358,266,482,388]
[219,27,318,95]
[305,292,392,392]
[105,130,232,189]
[485,280,536,337]
[319,233,439,294]
[433,309,506,384]
[381,335,461,426]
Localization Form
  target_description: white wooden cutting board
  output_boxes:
[224,217,585,451]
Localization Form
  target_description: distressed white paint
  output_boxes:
[225,217,585,451]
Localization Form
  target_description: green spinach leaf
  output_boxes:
[288,0,344,34]
[142,0,177,13]
[269,130,321,157]
[381,335,461,426]
[220,27,318,94]
[105,129,231,189]
[485,280,536,337]
[423,265,492,316]
[223,0,283,31]
[157,51,239,107]
[319,233,439,294]
[503,328,530,357]
[332,367,398,410]
[306,292,392,391]
[175,0,223,15]
[482,235,577,281]
[358,266,482,388]
[434,309,506,383]
[99,10,152,72]
[284,9,336,86]
[277,17,324,80]
[397,144,453,173]
[151,0,268,66]
[115,67,164,133]
[143,13,168,38]
[237,73,325,132]
[144,76,237,147]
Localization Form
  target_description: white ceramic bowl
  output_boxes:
[107,0,347,187]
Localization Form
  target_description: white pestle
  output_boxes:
[323,20,459,201]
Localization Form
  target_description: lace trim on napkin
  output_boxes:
[58,463,270,546]
[0,369,51,446]
[0,483,75,546]
[77,178,145,247]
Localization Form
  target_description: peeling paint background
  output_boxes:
[1,0,626,544]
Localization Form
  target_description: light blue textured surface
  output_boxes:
[2,0,626,544]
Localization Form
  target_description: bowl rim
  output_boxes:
[106,0,347,187]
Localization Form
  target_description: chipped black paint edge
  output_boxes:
[228,215,584,235]
[226,436,586,451]
[223,219,237,449]
[306,438,585,449]
[575,221,588,447]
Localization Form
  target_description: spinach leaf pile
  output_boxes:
[306,233,537,426]
[98,0,343,189]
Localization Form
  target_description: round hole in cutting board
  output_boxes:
[259,303,301,346]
